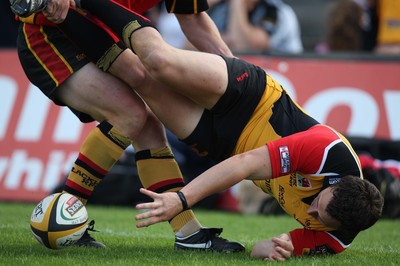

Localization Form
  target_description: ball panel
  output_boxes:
[48,194,88,232]
[31,226,50,248]
[30,193,61,232]
[48,223,88,249]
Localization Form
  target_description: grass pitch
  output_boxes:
[1,201,399,266]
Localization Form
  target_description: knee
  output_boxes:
[140,48,173,81]
[146,112,167,140]
[113,51,148,90]
[124,104,149,138]
[130,110,169,150]
[108,101,149,141]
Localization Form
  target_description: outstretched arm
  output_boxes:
[135,145,272,227]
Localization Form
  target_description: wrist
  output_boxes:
[176,191,189,211]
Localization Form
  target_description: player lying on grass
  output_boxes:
[9,0,244,252]
[17,0,384,261]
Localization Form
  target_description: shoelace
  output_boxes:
[87,220,100,233]
[205,228,229,243]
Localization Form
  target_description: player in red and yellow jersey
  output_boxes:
[43,0,384,259]
[130,55,383,258]
[10,0,242,252]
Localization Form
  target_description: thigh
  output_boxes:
[17,23,92,121]
[109,49,205,140]
[56,62,146,127]
[17,22,153,141]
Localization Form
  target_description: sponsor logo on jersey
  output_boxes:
[305,219,312,229]
[328,177,341,185]
[189,144,208,157]
[278,185,285,206]
[309,244,334,256]
[296,174,312,188]
[75,53,86,61]
[236,71,249,82]
[279,146,290,174]
[289,173,296,187]
[264,179,272,194]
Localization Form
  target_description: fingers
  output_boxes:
[274,246,291,259]
[136,189,162,210]
[134,189,183,229]
[42,0,70,23]
[139,188,159,198]
[134,205,169,228]
[136,202,156,210]
[272,236,294,259]
[272,236,293,251]
[136,216,163,228]
[134,189,172,228]
[135,207,161,220]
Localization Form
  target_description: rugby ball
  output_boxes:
[30,193,88,249]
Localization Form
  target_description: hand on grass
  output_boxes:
[135,188,183,228]
[251,233,293,261]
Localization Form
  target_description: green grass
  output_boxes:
[1,202,399,266]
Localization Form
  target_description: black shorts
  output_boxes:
[181,56,266,162]
[17,23,93,122]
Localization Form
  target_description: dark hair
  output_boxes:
[326,175,384,233]
[326,0,363,51]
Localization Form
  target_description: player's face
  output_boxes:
[307,187,340,229]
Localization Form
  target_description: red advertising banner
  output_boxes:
[1,50,400,202]
[1,50,96,202]
[240,55,400,140]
